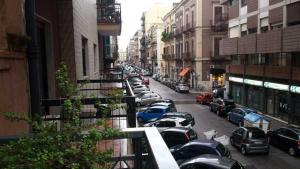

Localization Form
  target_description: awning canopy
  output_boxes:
[179,68,190,76]
[209,68,225,75]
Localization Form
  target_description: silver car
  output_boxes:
[175,83,189,93]
[133,86,150,94]
[135,93,162,106]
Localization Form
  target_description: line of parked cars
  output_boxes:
[152,74,190,93]
[135,94,247,169]
[196,92,300,157]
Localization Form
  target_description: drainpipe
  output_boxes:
[25,0,41,117]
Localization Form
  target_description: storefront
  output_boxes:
[246,85,264,111]
[178,67,190,83]
[210,68,225,89]
[229,76,243,104]
[291,86,300,125]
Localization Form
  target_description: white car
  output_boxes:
[135,92,162,106]
[175,83,190,93]
[143,117,193,131]
[133,86,150,94]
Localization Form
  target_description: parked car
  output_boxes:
[132,84,148,89]
[143,78,150,85]
[230,127,269,155]
[133,86,150,94]
[170,139,231,165]
[179,154,245,169]
[135,91,152,98]
[169,80,177,90]
[160,112,195,126]
[196,92,213,104]
[136,106,171,123]
[143,102,177,112]
[131,81,143,87]
[267,126,300,156]
[210,98,235,116]
[175,83,190,93]
[152,74,160,81]
[160,127,198,148]
[148,99,175,105]
[227,108,257,126]
[143,117,193,130]
[135,93,162,107]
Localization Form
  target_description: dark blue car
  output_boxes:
[170,139,231,165]
[137,106,170,123]
[227,108,257,126]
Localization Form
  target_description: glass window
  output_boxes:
[268,53,287,66]
[292,52,300,67]
[248,130,266,139]
[241,0,247,7]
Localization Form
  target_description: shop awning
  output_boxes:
[209,68,225,75]
[179,68,190,76]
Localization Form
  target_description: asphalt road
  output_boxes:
[147,78,300,169]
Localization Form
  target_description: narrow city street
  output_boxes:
[148,78,300,169]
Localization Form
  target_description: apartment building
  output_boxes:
[140,3,173,75]
[220,0,300,125]
[162,0,228,89]
[0,0,104,137]
[127,30,141,65]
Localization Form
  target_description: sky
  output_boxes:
[118,0,180,52]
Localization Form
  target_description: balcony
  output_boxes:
[238,34,257,54]
[220,38,238,56]
[183,23,194,33]
[210,14,228,32]
[265,66,290,80]
[175,26,183,37]
[97,2,121,36]
[162,54,171,60]
[161,31,174,42]
[245,65,264,76]
[227,65,244,75]
[183,52,195,61]
[257,29,282,54]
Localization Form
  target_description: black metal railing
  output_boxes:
[97,3,121,24]
[210,14,228,32]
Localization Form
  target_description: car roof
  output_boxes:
[152,102,171,106]
[280,126,300,134]
[180,154,236,169]
[159,117,186,122]
[149,106,169,110]
[162,127,192,133]
[185,139,219,148]
[243,127,265,132]
[164,112,190,116]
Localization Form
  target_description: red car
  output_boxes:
[143,78,149,85]
[196,92,213,104]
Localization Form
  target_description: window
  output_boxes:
[268,53,287,66]
[241,0,247,7]
[82,36,88,76]
[93,44,97,72]
[292,52,300,67]
[232,55,242,65]
[248,54,266,65]
[229,0,239,6]
[248,27,257,34]
[260,18,269,33]
[241,24,247,37]
[191,11,194,28]
[271,23,283,30]
[229,26,239,38]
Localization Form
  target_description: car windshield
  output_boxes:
[248,130,266,139]
[216,143,226,155]
[245,109,257,114]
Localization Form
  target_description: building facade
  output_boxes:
[140,3,172,75]
[220,0,300,125]
[162,0,228,90]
